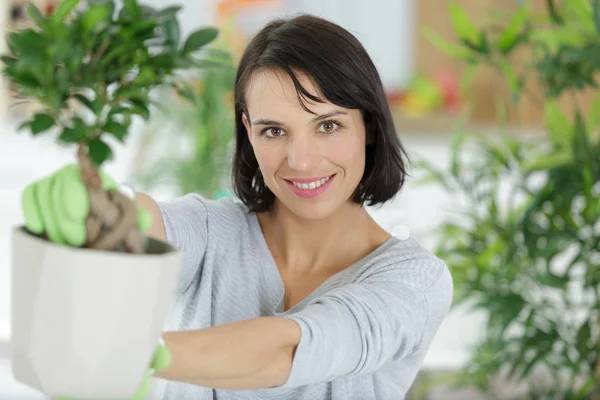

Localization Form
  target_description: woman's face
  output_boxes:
[242,68,366,220]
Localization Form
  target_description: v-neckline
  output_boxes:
[249,212,398,315]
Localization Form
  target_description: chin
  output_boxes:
[279,196,344,221]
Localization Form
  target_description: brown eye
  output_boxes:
[262,127,285,138]
[319,121,339,133]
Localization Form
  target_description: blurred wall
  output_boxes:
[141,0,416,92]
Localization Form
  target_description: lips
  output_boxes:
[284,174,336,199]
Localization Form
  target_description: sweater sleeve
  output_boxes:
[278,260,452,389]
[156,193,209,294]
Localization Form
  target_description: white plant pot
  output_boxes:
[10,226,181,399]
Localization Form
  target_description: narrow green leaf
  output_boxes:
[174,83,198,104]
[586,96,600,136]
[30,113,55,134]
[522,151,572,171]
[595,0,600,33]
[496,7,528,52]
[88,138,113,166]
[53,0,81,22]
[547,0,563,24]
[422,27,473,60]
[181,27,219,56]
[460,64,479,94]
[158,6,182,18]
[572,111,592,165]
[449,3,482,46]
[161,17,180,54]
[498,60,520,101]
[25,4,46,27]
[0,56,17,68]
[564,0,595,32]
[544,101,571,148]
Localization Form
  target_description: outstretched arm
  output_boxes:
[154,263,451,390]
[156,317,301,389]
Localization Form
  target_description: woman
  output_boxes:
[27,14,452,400]
[141,14,454,399]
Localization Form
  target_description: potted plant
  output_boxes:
[2,0,219,398]
[420,0,600,398]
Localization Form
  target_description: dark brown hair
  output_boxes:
[232,14,409,212]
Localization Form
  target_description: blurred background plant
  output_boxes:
[130,24,236,199]
[418,0,600,398]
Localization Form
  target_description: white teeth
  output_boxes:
[292,175,331,190]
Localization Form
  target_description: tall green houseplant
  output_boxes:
[422,1,600,398]
[131,39,236,200]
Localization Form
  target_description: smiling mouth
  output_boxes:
[285,174,335,190]
[283,174,337,198]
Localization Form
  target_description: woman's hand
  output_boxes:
[21,163,153,246]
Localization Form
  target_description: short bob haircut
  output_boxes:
[232,14,409,213]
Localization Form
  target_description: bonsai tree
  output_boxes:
[420,0,600,398]
[2,0,223,398]
[2,0,219,253]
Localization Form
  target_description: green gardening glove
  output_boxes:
[21,163,153,246]
[58,339,172,400]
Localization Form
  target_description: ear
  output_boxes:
[242,112,252,143]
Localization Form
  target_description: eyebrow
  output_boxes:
[252,110,348,126]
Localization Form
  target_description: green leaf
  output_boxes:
[564,0,595,32]
[128,100,150,120]
[498,59,520,100]
[496,7,528,53]
[460,64,479,94]
[522,151,572,171]
[30,113,55,134]
[73,93,101,114]
[157,6,182,18]
[123,0,141,19]
[181,28,219,56]
[25,4,46,27]
[450,3,482,46]
[572,111,592,166]
[103,120,127,142]
[88,138,113,166]
[586,96,600,136]
[82,4,112,34]
[595,0,600,33]
[544,101,571,148]
[53,0,81,22]
[174,83,198,104]
[530,27,587,51]
[547,0,563,24]
[422,27,473,60]
[59,125,86,143]
[161,16,181,55]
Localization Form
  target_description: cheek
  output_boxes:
[326,133,365,169]
[252,142,281,173]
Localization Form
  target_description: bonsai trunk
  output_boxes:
[77,143,143,253]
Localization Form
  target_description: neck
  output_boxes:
[257,201,389,274]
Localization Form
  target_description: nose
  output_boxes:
[287,135,321,171]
